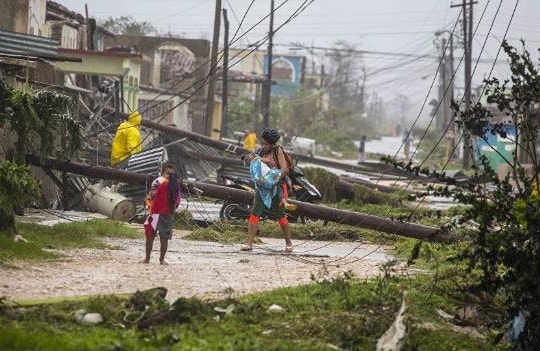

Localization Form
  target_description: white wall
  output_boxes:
[27,0,47,36]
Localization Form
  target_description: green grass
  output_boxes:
[185,220,368,244]
[0,212,510,350]
[0,274,503,351]
[0,219,140,265]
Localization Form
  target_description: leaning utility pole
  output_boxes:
[206,0,222,136]
[220,8,230,139]
[261,0,275,129]
[462,0,473,169]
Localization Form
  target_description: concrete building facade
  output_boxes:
[106,35,211,135]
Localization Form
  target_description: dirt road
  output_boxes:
[0,231,391,302]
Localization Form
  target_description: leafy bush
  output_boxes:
[0,161,40,234]
[416,41,540,349]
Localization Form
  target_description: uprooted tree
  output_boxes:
[0,80,82,234]
[404,40,540,349]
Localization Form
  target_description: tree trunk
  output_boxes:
[0,212,16,235]
[14,136,26,165]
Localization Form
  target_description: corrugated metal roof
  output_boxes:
[125,147,167,175]
[217,165,250,185]
[159,135,221,182]
[0,30,59,58]
[173,141,221,181]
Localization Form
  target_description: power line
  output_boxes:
[404,0,520,222]
[107,0,316,162]
[324,0,508,266]
[87,0,294,138]
[227,0,256,43]
[301,8,467,267]
[274,43,510,64]
[135,0,293,117]
[425,0,519,169]
[225,0,264,72]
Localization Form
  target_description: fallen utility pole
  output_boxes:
[138,118,415,179]
[177,149,398,194]
[97,109,405,191]
[104,108,427,179]
[27,155,452,242]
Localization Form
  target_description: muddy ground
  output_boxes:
[0,229,393,302]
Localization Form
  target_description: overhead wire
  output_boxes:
[138,0,315,127]
[285,0,508,267]
[150,0,316,128]
[363,35,439,81]
[225,0,265,72]
[256,6,465,266]
[87,0,294,139]
[419,0,519,180]
[390,0,520,233]
[104,0,317,166]
[133,0,294,117]
[370,7,464,188]
[231,0,316,121]
[228,0,256,43]
[410,0,504,169]
[353,0,511,253]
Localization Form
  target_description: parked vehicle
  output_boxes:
[291,136,316,157]
[219,165,322,224]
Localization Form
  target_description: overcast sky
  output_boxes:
[58,0,540,122]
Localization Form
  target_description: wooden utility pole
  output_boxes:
[206,0,222,136]
[447,32,455,158]
[220,8,229,139]
[437,36,448,131]
[452,0,476,168]
[261,0,275,129]
[436,30,456,161]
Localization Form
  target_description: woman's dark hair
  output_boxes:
[167,173,181,212]
[261,128,281,144]
[161,162,175,173]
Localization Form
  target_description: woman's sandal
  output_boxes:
[240,244,253,251]
[285,245,293,253]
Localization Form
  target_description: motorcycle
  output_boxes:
[219,165,323,224]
